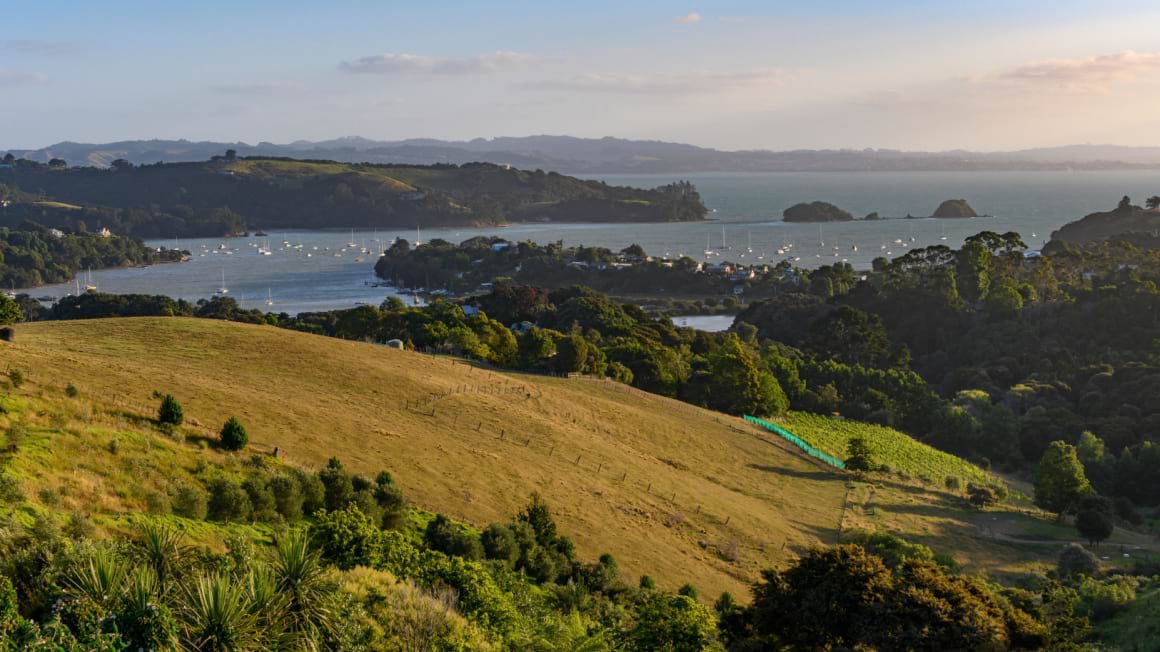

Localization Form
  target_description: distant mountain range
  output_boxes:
[7,136,1160,173]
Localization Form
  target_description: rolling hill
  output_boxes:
[0,317,1121,598]
[0,157,707,238]
[8,136,1160,172]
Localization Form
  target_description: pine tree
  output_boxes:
[158,394,184,426]
[219,416,248,451]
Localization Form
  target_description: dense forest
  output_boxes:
[373,236,762,297]
[0,222,184,289]
[0,155,707,238]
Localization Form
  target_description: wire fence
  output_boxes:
[743,415,847,470]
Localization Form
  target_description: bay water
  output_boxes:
[19,170,1159,314]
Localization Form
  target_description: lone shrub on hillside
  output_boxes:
[967,483,999,509]
[1058,543,1100,578]
[7,369,24,388]
[219,417,248,451]
[65,383,79,398]
[1075,495,1114,546]
[845,435,875,473]
[172,483,208,520]
[158,394,183,426]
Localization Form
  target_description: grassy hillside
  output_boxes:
[2,317,845,597]
[2,317,1123,598]
[0,158,708,238]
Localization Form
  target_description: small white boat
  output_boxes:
[215,269,229,295]
[265,288,274,306]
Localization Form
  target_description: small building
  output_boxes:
[509,321,535,335]
[461,305,480,317]
[385,339,405,349]
[490,241,511,252]
[97,227,112,238]
[48,228,64,238]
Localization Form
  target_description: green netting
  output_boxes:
[744,415,847,470]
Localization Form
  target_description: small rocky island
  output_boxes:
[782,201,853,223]
[931,199,979,218]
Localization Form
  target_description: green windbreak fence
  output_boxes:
[743,415,847,470]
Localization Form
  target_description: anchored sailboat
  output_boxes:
[215,269,229,295]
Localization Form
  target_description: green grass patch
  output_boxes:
[781,412,994,486]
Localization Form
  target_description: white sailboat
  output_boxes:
[703,233,717,256]
[265,288,274,306]
[746,231,753,253]
[347,229,358,248]
[83,267,97,292]
[415,225,423,246]
[215,269,229,295]
[719,226,730,250]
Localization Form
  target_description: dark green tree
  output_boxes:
[158,394,184,426]
[625,594,720,652]
[219,417,248,451]
[553,334,589,374]
[424,514,483,560]
[1074,495,1114,546]
[845,435,875,472]
[0,294,21,326]
[1034,441,1091,520]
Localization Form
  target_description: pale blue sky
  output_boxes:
[3,1,1160,150]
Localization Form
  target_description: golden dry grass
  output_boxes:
[2,317,1101,595]
[3,317,849,598]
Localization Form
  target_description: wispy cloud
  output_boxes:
[674,12,702,25]
[987,50,1160,93]
[214,81,306,96]
[0,70,47,86]
[522,69,782,95]
[340,50,538,76]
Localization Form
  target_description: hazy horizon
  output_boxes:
[4,1,1160,152]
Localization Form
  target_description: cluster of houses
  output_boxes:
[561,247,802,291]
[43,227,113,238]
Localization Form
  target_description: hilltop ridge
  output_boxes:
[7,136,1160,173]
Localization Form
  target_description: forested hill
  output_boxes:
[0,156,707,238]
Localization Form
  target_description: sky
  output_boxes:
[3,0,1160,151]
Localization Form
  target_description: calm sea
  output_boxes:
[19,170,1160,314]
